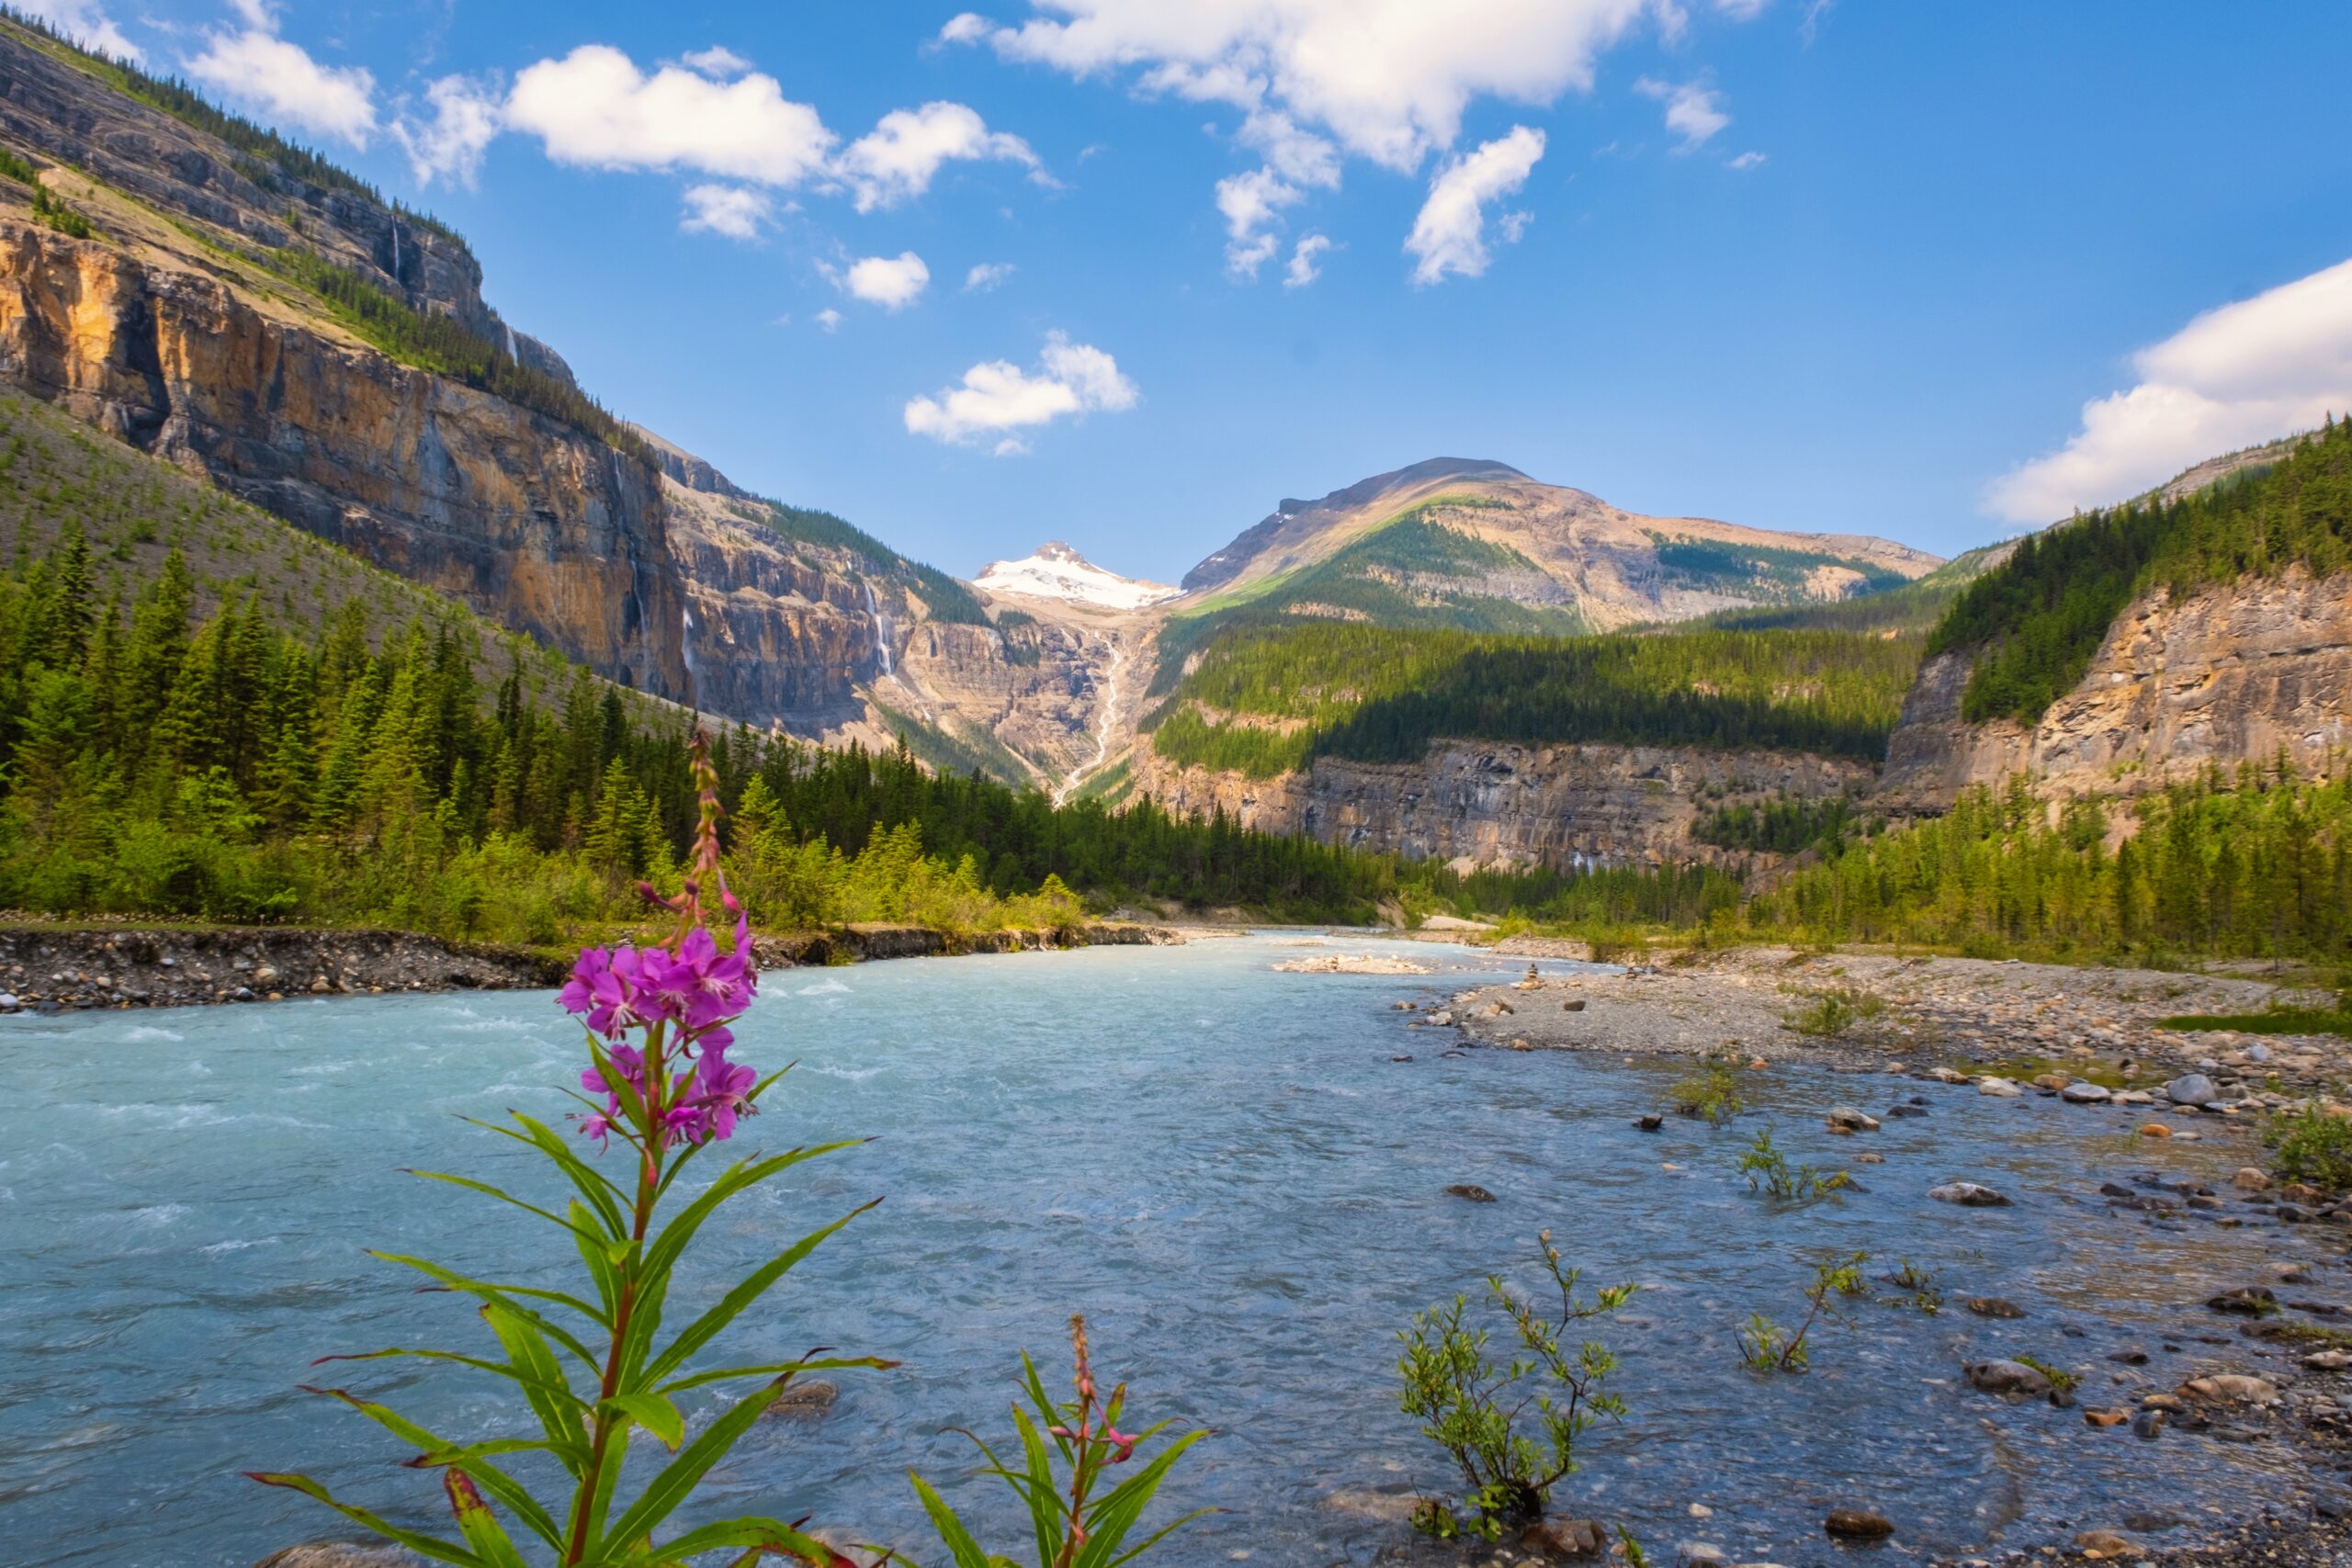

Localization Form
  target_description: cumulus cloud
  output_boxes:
[815,308,843,333]
[1636,76,1729,150]
[504,44,834,186]
[680,184,774,240]
[1406,125,1544,285]
[18,0,138,61]
[841,251,932,310]
[904,330,1138,447]
[838,100,1040,211]
[393,74,503,188]
[1726,149,1767,170]
[1284,232,1332,288]
[965,261,1016,291]
[946,0,1666,174]
[187,17,377,147]
[1988,256,2352,522]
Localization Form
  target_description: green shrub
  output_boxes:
[1738,1128,1851,1202]
[2271,1107,2352,1191]
[1736,1252,1868,1372]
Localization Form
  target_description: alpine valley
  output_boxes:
[0,6,2345,898]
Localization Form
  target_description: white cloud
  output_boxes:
[838,100,1040,212]
[680,184,773,240]
[504,44,834,186]
[19,0,139,61]
[1212,108,1342,278]
[1987,256,2352,522]
[841,251,932,310]
[1284,232,1332,288]
[1405,124,1544,285]
[679,46,752,77]
[1726,149,1767,170]
[186,23,377,147]
[815,308,843,332]
[904,330,1138,447]
[949,0,1664,175]
[393,74,503,188]
[1713,0,1771,17]
[965,261,1016,291]
[1636,76,1729,151]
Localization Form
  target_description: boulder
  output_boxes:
[1976,1077,2023,1098]
[2304,1349,2352,1371]
[761,1379,839,1420]
[1965,1359,2053,1396]
[2206,1285,2278,1315]
[1825,1106,1880,1132]
[2165,1073,2219,1107]
[1635,1114,1665,1132]
[2060,1081,2111,1103]
[1823,1508,1894,1540]
[1964,1297,2026,1319]
[1929,1181,2011,1207]
[2181,1373,2278,1403]
[1444,1183,1498,1203]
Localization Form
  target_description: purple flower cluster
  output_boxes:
[560,912,760,1150]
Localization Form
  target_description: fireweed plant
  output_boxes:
[252,734,892,1567]
[910,1314,1210,1568]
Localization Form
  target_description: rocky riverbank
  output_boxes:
[0,919,1180,1013]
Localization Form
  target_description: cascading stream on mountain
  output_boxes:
[1054,636,1123,807]
[865,581,896,678]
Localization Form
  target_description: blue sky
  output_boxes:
[34,0,2352,581]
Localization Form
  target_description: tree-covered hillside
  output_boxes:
[1146,622,1919,778]
[1930,416,2351,724]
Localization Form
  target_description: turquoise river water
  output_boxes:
[0,932,2319,1565]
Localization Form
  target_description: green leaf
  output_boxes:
[639,1141,864,1284]
[246,1472,481,1567]
[604,1392,684,1450]
[654,1354,896,1399]
[624,1516,842,1565]
[297,1384,568,1548]
[370,1250,604,1364]
[482,1303,589,1469]
[640,1199,880,1387]
[910,1473,994,1568]
[605,1378,793,1546]
[406,1168,606,1246]
[575,1202,620,1318]
[475,1112,627,1235]
[444,1470,530,1568]
[1009,1404,1065,1564]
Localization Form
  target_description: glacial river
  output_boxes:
[0,932,2315,1565]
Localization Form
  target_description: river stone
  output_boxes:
[1965,1296,2027,1319]
[2182,1373,2278,1403]
[2075,1530,2137,1559]
[1445,1183,1498,1202]
[1635,1114,1665,1132]
[1929,1181,2011,1207]
[2083,1408,2131,1427]
[1518,1517,1605,1557]
[253,1547,425,1568]
[2140,1122,2173,1138]
[2131,1407,2166,1439]
[1976,1077,2023,1097]
[1826,1106,1879,1132]
[761,1379,838,1420]
[1965,1359,2052,1396]
[1823,1508,1893,1539]
[1561,998,1587,1012]
[2207,1285,2278,1315]
[1928,1066,1970,1083]
[2060,1081,2111,1103]
[2304,1349,2352,1370]
[2166,1073,2219,1107]
[2233,1167,2272,1191]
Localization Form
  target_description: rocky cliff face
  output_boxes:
[0,220,691,697]
[1879,569,2352,810]
[1132,738,1872,871]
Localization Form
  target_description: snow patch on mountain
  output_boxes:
[974,541,1182,610]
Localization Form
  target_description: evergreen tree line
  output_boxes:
[1931,416,2352,725]
[1749,763,2352,964]
[1690,794,1871,856]
[0,527,1601,936]
[1148,623,1919,778]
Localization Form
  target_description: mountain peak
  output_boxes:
[975,543,1182,610]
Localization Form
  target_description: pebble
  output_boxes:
[2074,1530,2136,1560]
[1822,1507,1893,1539]
[2140,1122,2173,1138]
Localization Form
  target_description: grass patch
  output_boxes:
[2160,1009,2352,1038]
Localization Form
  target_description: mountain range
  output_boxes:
[0,11,2341,882]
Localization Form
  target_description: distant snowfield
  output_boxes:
[974,540,1182,610]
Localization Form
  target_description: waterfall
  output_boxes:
[681,606,697,709]
[864,581,895,677]
[503,321,519,363]
[389,221,401,283]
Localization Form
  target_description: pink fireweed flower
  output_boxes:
[1100,1420,1138,1464]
